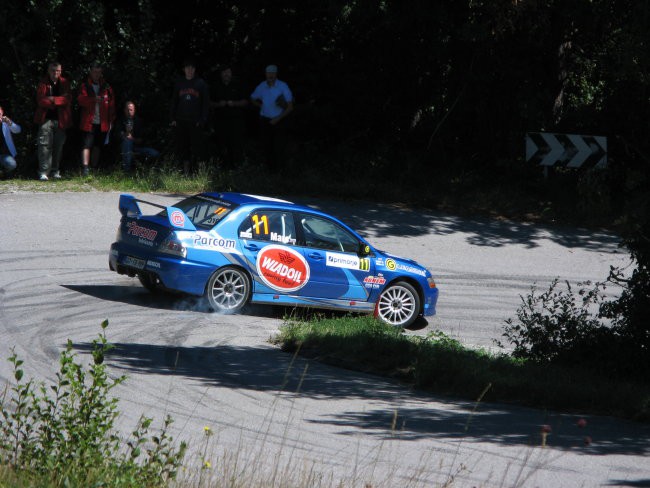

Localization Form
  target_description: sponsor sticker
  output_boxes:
[396,263,426,276]
[126,221,157,241]
[363,276,386,285]
[192,232,237,252]
[326,252,360,270]
[257,245,309,292]
[385,258,396,271]
[171,210,185,227]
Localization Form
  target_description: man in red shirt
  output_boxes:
[33,61,72,181]
[77,61,115,176]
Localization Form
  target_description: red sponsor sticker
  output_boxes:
[256,245,310,292]
[171,210,185,227]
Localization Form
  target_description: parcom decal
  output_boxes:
[257,245,310,292]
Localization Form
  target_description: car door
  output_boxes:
[296,212,373,300]
[238,209,308,294]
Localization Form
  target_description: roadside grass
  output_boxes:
[0,154,619,231]
[271,315,650,422]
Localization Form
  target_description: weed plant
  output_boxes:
[0,320,186,487]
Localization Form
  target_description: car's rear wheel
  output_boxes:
[376,281,421,327]
[138,273,161,293]
[206,267,251,313]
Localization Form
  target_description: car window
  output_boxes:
[239,210,297,245]
[299,214,359,253]
[159,196,234,230]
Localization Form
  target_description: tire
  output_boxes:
[138,273,161,293]
[206,267,251,313]
[376,281,421,327]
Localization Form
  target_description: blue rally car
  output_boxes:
[109,192,439,327]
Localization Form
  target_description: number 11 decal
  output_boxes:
[252,214,269,235]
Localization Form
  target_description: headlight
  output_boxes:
[426,268,437,288]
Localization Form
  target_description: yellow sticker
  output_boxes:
[386,258,396,271]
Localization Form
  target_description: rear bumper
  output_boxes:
[109,242,213,296]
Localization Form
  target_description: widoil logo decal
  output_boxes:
[256,245,310,292]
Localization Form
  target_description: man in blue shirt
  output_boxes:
[250,64,293,171]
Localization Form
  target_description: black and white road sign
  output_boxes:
[526,132,607,168]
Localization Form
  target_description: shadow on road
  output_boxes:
[297,197,623,251]
[72,339,649,457]
[61,283,381,323]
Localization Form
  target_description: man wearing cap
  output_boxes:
[250,64,293,171]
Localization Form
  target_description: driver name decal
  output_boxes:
[257,245,309,292]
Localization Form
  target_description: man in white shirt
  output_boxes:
[251,64,294,171]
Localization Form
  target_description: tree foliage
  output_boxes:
[0,1,648,364]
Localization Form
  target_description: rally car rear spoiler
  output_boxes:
[118,194,196,231]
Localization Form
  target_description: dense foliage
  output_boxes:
[0,1,647,370]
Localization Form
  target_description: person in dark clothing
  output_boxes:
[119,101,160,173]
[170,58,210,175]
[210,65,248,169]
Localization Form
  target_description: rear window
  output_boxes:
[159,195,237,230]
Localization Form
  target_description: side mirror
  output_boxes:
[358,242,371,256]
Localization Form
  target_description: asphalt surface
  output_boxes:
[0,190,647,487]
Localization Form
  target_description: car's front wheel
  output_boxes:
[206,267,251,313]
[376,281,421,327]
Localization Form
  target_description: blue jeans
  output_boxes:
[0,154,17,174]
[121,139,160,171]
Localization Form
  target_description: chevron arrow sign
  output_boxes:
[525,132,607,168]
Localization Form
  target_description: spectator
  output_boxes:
[250,64,293,171]
[34,60,72,181]
[118,101,160,173]
[77,61,116,176]
[210,64,248,169]
[170,58,210,175]
[0,105,21,178]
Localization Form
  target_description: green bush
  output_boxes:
[0,320,186,487]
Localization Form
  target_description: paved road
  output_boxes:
[0,190,647,487]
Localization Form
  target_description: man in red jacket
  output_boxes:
[34,61,72,181]
[77,61,115,176]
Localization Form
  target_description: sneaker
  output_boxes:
[82,166,90,177]
[38,174,48,181]
[52,171,61,179]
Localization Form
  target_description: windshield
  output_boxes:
[159,195,237,230]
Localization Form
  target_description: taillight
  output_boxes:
[160,233,186,258]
